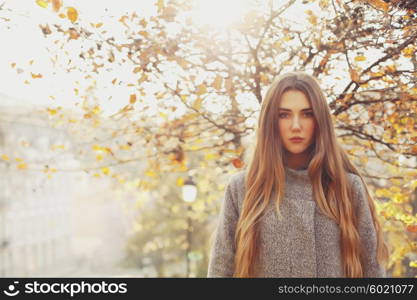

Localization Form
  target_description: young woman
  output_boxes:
[207,71,389,278]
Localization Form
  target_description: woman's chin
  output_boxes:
[286,146,308,154]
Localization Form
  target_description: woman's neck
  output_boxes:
[284,150,312,170]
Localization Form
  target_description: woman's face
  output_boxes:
[278,90,316,155]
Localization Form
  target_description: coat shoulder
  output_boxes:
[346,172,368,211]
[228,170,247,189]
[346,172,361,185]
[226,170,247,211]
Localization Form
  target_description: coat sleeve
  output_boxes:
[352,175,387,278]
[207,177,239,277]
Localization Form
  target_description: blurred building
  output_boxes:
[0,102,78,276]
[0,94,143,277]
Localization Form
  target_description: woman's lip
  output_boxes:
[290,138,304,141]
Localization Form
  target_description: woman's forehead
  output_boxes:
[279,90,311,110]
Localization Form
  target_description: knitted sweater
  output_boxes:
[207,166,386,277]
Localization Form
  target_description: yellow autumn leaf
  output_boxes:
[308,14,317,25]
[371,71,384,77]
[139,19,147,27]
[171,205,180,213]
[145,169,157,177]
[180,94,187,102]
[156,0,164,13]
[17,162,27,169]
[92,105,101,114]
[402,46,415,58]
[47,108,57,115]
[67,7,78,23]
[386,65,396,73]
[159,112,168,119]
[130,94,137,104]
[389,186,401,193]
[204,152,219,160]
[139,73,148,83]
[31,72,42,79]
[221,149,235,154]
[1,154,9,161]
[233,145,244,155]
[92,145,104,152]
[44,167,57,173]
[176,177,184,187]
[36,0,49,9]
[360,155,368,164]
[375,188,389,197]
[350,69,360,82]
[212,75,222,90]
[52,0,62,12]
[95,22,103,28]
[156,92,166,100]
[368,0,389,12]
[392,194,405,203]
[319,0,329,9]
[273,41,281,49]
[196,84,207,96]
[188,145,200,151]
[192,97,203,110]
[260,73,269,84]
[410,88,417,96]
[138,31,148,37]
[96,154,103,161]
[354,55,366,62]
[101,167,110,175]
[51,144,65,150]
[69,28,79,39]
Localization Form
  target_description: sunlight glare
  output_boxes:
[190,0,251,29]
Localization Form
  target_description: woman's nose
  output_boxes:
[291,117,301,130]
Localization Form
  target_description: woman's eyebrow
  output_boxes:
[279,108,312,111]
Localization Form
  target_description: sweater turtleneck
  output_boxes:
[284,165,311,189]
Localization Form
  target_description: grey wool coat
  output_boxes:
[207,166,386,277]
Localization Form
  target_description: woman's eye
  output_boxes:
[279,112,313,118]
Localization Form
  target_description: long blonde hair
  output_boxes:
[233,71,389,277]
